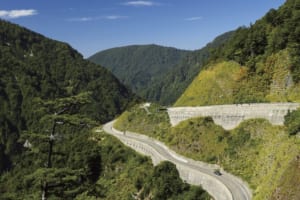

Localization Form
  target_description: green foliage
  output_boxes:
[284,108,300,135]
[143,161,184,199]
[0,91,104,198]
[169,117,228,163]
[270,155,300,200]
[141,161,210,200]
[0,19,136,174]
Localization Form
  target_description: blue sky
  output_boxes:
[0,0,285,57]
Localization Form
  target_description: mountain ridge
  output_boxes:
[89,31,234,105]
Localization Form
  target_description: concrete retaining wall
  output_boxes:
[168,103,300,129]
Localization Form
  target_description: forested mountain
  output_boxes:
[0,18,136,167]
[0,20,210,199]
[0,19,135,198]
[176,0,300,106]
[89,32,234,105]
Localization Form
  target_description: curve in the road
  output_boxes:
[102,121,252,200]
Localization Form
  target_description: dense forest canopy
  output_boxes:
[210,0,300,82]
[89,45,191,104]
[0,19,134,198]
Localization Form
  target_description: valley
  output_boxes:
[1,0,300,199]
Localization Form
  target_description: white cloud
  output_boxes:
[0,9,37,19]
[104,15,128,20]
[185,16,203,21]
[67,15,128,22]
[68,17,93,22]
[123,1,158,7]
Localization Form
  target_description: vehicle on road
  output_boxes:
[214,169,222,176]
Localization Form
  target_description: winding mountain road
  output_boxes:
[102,121,252,200]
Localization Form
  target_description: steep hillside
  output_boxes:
[176,0,300,106]
[115,103,300,200]
[0,19,136,166]
[153,31,235,105]
[89,31,234,105]
[176,51,300,106]
[0,20,136,198]
[175,61,243,106]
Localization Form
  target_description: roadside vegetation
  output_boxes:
[115,103,300,200]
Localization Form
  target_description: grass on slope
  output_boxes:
[270,156,300,200]
[175,61,245,106]
[115,104,300,200]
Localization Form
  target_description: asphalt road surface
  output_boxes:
[102,120,252,200]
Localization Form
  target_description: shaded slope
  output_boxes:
[89,31,234,105]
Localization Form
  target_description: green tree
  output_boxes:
[284,109,300,135]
